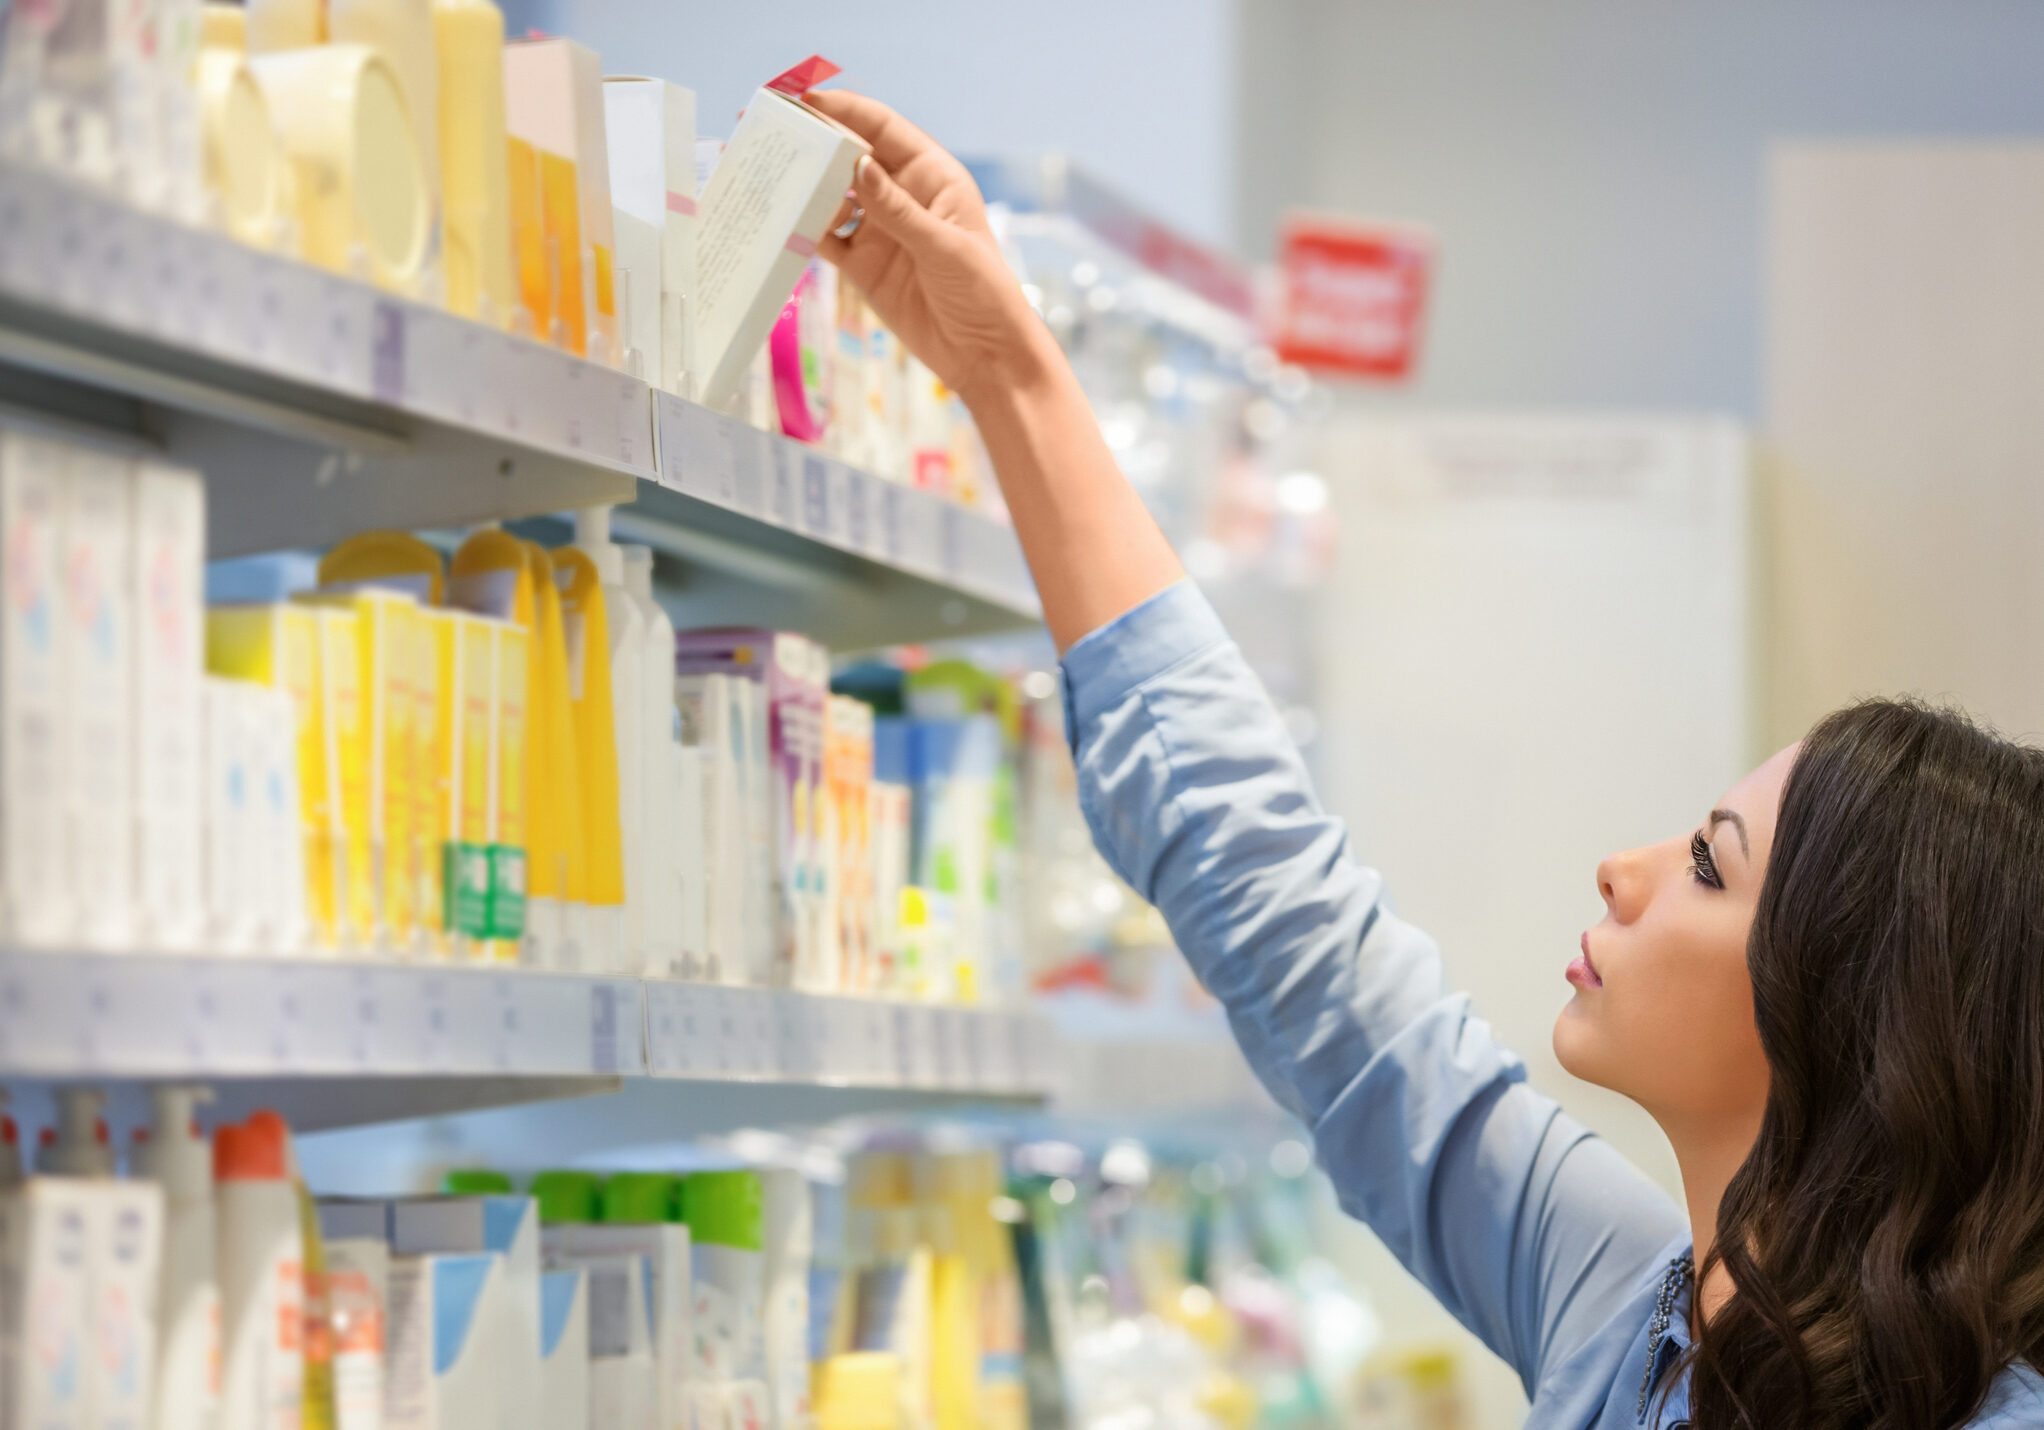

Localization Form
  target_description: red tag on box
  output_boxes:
[766,55,842,96]
[1272,214,1433,381]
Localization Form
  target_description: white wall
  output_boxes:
[1236,0,2044,414]
[510,0,1238,248]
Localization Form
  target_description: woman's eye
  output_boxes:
[1690,830,1724,890]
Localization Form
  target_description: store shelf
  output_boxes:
[618,398,1038,649]
[967,154,1263,358]
[0,163,1040,648]
[0,949,1053,1130]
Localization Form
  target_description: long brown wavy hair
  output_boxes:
[1687,699,2044,1428]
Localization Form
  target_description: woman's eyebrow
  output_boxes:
[1710,808,1749,858]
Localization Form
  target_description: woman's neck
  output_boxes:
[1662,1108,1764,1324]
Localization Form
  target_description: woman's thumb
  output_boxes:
[854,155,945,250]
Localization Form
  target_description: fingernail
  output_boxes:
[856,154,872,184]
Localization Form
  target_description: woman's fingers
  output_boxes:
[804,89,937,179]
[851,155,951,254]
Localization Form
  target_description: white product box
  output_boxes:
[383,1253,503,1430]
[88,1180,165,1430]
[571,1256,654,1430]
[543,1223,690,1430]
[131,461,207,952]
[693,86,867,412]
[244,683,308,954]
[539,1268,589,1430]
[758,1172,810,1430]
[674,674,743,984]
[0,428,73,946]
[201,677,259,953]
[604,77,698,397]
[673,745,707,981]
[390,1198,540,1430]
[324,1238,388,1430]
[61,444,136,951]
[0,1178,95,1430]
[8,0,158,192]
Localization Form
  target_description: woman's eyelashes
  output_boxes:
[1690,830,1724,890]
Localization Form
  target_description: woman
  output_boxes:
[807,90,2044,1429]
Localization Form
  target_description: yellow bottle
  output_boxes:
[296,592,414,956]
[448,528,538,963]
[489,619,531,963]
[206,603,323,950]
[548,547,625,972]
[524,541,585,967]
[432,0,514,326]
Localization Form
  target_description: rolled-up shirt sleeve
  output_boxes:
[1060,580,1685,1391]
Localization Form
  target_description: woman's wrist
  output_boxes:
[954,307,1069,418]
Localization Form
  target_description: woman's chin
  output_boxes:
[1552,999,1596,1080]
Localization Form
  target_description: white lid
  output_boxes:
[132,1085,215,1196]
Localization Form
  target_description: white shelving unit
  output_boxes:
[0,162,1052,1132]
[0,161,1040,649]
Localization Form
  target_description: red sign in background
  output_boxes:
[1272,215,1434,381]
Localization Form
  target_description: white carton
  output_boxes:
[603,77,698,397]
[244,683,308,954]
[565,1256,653,1430]
[693,85,867,411]
[673,745,707,981]
[538,1268,589,1430]
[201,677,258,952]
[131,461,207,952]
[87,1181,164,1430]
[61,445,136,951]
[543,1223,690,1430]
[383,1253,502,1430]
[0,1178,94,1430]
[0,428,73,946]
[324,1238,388,1430]
[390,1198,539,1430]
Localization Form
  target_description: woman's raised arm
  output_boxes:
[806,88,1182,653]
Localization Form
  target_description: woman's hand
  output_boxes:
[805,87,1183,650]
[806,89,1056,409]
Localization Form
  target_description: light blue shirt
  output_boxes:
[1060,581,2044,1429]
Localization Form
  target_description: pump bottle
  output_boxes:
[132,1086,221,1430]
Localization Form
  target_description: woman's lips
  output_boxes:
[1567,933,1604,990]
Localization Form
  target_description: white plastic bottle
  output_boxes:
[622,545,684,977]
[575,507,645,976]
[132,1086,221,1430]
[215,1111,304,1430]
[37,1086,114,1177]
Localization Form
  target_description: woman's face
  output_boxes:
[1553,745,1797,1135]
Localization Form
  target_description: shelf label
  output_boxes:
[654,391,692,492]
[843,469,871,553]
[801,453,831,537]
[938,503,964,580]
[878,483,904,563]
[729,425,768,516]
[615,373,652,471]
[770,441,798,527]
[589,984,620,1073]
[370,302,407,405]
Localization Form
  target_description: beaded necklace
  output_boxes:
[1637,1252,1696,1423]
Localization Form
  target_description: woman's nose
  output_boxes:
[1597,846,1653,923]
